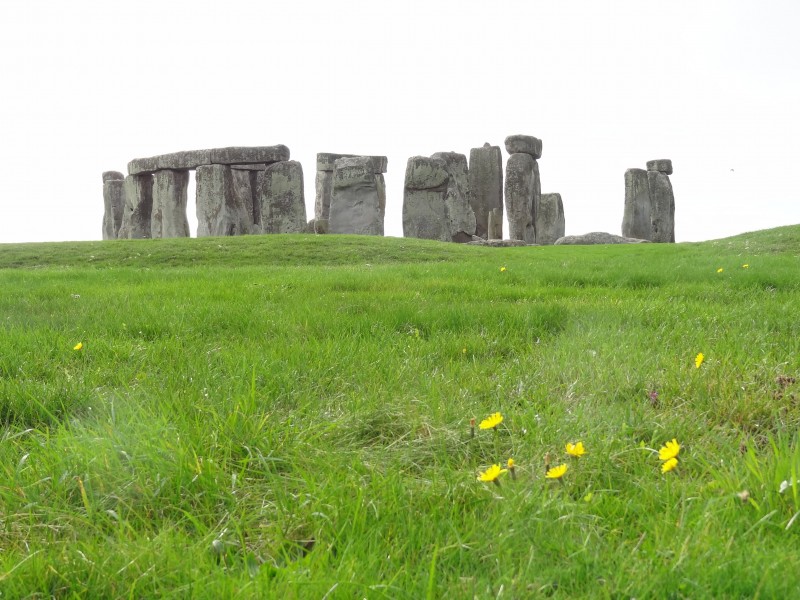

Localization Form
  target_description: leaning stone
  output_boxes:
[119,174,153,239]
[195,165,251,237]
[155,150,212,171]
[102,179,125,239]
[504,153,536,243]
[431,152,476,243]
[102,171,125,183]
[468,144,503,239]
[554,232,650,245]
[537,193,565,245]
[404,156,449,190]
[258,160,307,234]
[152,170,190,238]
[646,159,673,176]
[504,135,543,159]
[127,156,159,176]
[210,145,290,165]
[329,157,384,235]
[622,168,652,240]
[648,171,675,243]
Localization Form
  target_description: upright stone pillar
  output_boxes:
[403,156,451,241]
[647,159,675,243]
[102,171,125,240]
[430,152,476,243]
[468,143,503,239]
[119,174,153,239]
[504,135,542,243]
[622,169,651,240]
[329,157,385,235]
[537,193,565,245]
[195,164,251,237]
[231,168,258,233]
[258,160,307,233]
[152,170,190,238]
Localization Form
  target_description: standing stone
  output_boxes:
[152,170,190,238]
[648,170,675,243]
[537,193,565,245]
[403,156,451,242]
[231,169,258,233]
[504,153,535,243]
[430,152,476,243]
[195,164,251,237]
[468,144,503,239]
[102,171,125,240]
[315,153,387,221]
[622,168,651,240]
[505,135,543,159]
[487,208,503,240]
[258,160,307,234]
[329,157,384,236]
[118,174,153,239]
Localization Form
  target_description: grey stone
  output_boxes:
[646,159,673,176]
[195,164,251,237]
[532,160,542,241]
[403,156,450,242]
[102,171,125,183]
[230,164,268,171]
[329,157,384,236]
[119,174,153,239]
[210,145,290,165]
[127,156,159,176]
[258,160,307,234]
[102,179,125,240]
[622,168,652,240]
[504,153,536,243]
[156,150,212,171]
[537,193,565,245]
[505,135,543,159]
[231,169,258,233]
[431,152,476,243]
[467,238,529,247]
[306,218,329,234]
[648,171,675,243]
[487,207,503,240]
[152,170,190,238]
[404,156,449,190]
[554,232,650,245]
[314,170,334,220]
[468,144,503,239]
[317,153,388,173]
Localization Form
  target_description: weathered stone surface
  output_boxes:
[102,179,125,239]
[404,156,449,190]
[646,159,673,176]
[504,153,536,243]
[306,218,328,234]
[487,207,503,240]
[554,232,650,245]
[127,156,159,176]
[152,170,190,238]
[329,157,384,235]
[210,145,290,165]
[317,153,388,173]
[648,171,675,243]
[102,171,125,183]
[622,168,652,240]
[537,193,565,245]
[195,165,251,237]
[258,160,307,234]
[231,169,258,233]
[532,160,542,241]
[467,237,528,247]
[230,164,268,171]
[505,135,542,159]
[403,157,449,242]
[431,152,476,243]
[156,150,212,171]
[468,144,503,239]
[119,174,153,239]
[314,170,334,220]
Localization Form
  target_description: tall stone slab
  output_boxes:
[195,164,251,237]
[504,153,535,243]
[258,160,307,233]
[648,170,675,243]
[102,171,125,240]
[622,168,651,240]
[315,153,387,221]
[231,169,258,233]
[402,156,450,242]
[468,144,503,239]
[537,193,565,245]
[430,152,476,243]
[152,169,190,238]
[329,157,384,236]
[118,174,153,239]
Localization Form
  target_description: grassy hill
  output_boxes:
[1,226,799,598]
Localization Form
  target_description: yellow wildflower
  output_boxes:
[717,268,724,273]
[658,439,681,461]
[479,412,503,430]
[695,352,704,369]
[500,266,507,272]
[742,264,749,269]
[507,458,515,468]
[661,457,678,473]
[477,464,508,483]
[565,442,586,457]
[73,342,83,351]
[545,464,568,479]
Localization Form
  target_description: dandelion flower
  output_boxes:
[742,264,749,269]
[73,342,83,351]
[661,457,678,473]
[479,412,503,430]
[545,464,568,479]
[477,464,508,483]
[500,266,507,272]
[507,458,515,469]
[717,268,724,273]
[565,442,586,457]
[507,458,517,480]
[695,353,704,369]
[658,438,681,461]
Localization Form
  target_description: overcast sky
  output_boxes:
[1,0,798,244]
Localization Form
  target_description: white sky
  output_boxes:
[1,0,798,244]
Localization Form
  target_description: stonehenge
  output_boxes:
[328,157,386,236]
[622,159,675,242]
[503,135,542,244]
[468,144,503,240]
[537,193,566,245]
[101,171,125,240]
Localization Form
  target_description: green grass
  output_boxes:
[1,226,799,598]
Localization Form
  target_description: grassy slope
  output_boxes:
[1,226,799,598]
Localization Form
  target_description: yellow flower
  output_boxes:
[500,266,507,272]
[694,352,704,369]
[661,457,678,473]
[477,464,508,483]
[545,464,568,479]
[479,412,503,430]
[73,342,83,351]
[742,264,749,269]
[565,442,586,457]
[717,268,724,273]
[658,438,681,461]
[507,458,515,468]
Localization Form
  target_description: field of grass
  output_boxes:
[1,226,799,598]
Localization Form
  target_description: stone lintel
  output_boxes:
[646,159,673,175]
[317,152,387,173]
[210,145,290,165]
[156,149,213,171]
[504,135,543,159]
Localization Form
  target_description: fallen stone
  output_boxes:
[210,145,290,165]
[646,159,673,176]
[554,232,650,245]
[102,171,125,183]
[537,193,565,245]
[329,157,384,235]
[195,164,251,237]
[505,134,542,159]
[504,153,536,243]
[152,170,190,238]
[622,168,652,240]
[119,174,153,239]
[648,171,675,243]
[102,179,125,239]
[431,151,476,243]
[468,143,503,239]
[467,238,529,247]
[258,160,307,234]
